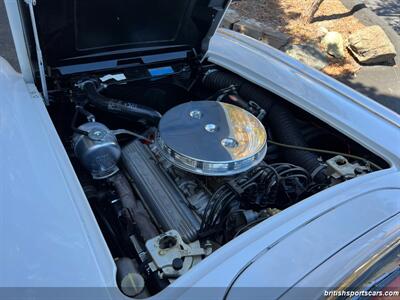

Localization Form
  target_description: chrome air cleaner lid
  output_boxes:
[156,101,267,176]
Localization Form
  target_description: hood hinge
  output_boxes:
[24,0,49,105]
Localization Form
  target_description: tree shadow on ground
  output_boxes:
[340,78,400,113]
[312,3,366,22]
[365,0,400,33]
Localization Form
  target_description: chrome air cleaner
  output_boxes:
[156,101,267,176]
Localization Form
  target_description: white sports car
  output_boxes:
[2,0,399,299]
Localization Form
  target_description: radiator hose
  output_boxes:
[203,70,327,183]
[82,81,162,124]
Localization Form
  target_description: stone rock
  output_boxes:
[221,9,241,29]
[322,31,345,59]
[233,18,290,49]
[348,26,396,65]
[285,44,329,70]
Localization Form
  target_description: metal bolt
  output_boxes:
[205,124,218,133]
[189,110,202,119]
[221,138,239,148]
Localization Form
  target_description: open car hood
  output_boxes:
[19,0,230,68]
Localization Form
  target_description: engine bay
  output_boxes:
[47,63,386,298]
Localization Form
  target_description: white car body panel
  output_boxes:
[226,190,399,300]
[1,2,400,299]
[283,216,400,299]
[0,59,116,294]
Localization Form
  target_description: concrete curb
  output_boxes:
[340,0,400,66]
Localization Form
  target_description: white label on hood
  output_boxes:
[100,73,127,82]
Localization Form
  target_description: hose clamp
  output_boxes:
[311,164,327,180]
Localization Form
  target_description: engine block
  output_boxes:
[122,139,201,243]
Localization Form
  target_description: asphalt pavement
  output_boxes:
[0,0,18,71]
[364,0,400,33]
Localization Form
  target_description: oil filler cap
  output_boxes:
[156,101,267,176]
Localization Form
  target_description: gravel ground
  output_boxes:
[231,0,365,77]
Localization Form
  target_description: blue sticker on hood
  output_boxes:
[149,66,174,77]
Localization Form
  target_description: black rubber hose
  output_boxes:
[203,70,327,183]
[108,172,158,241]
[82,81,162,124]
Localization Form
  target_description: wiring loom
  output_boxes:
[199,163,311,238]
